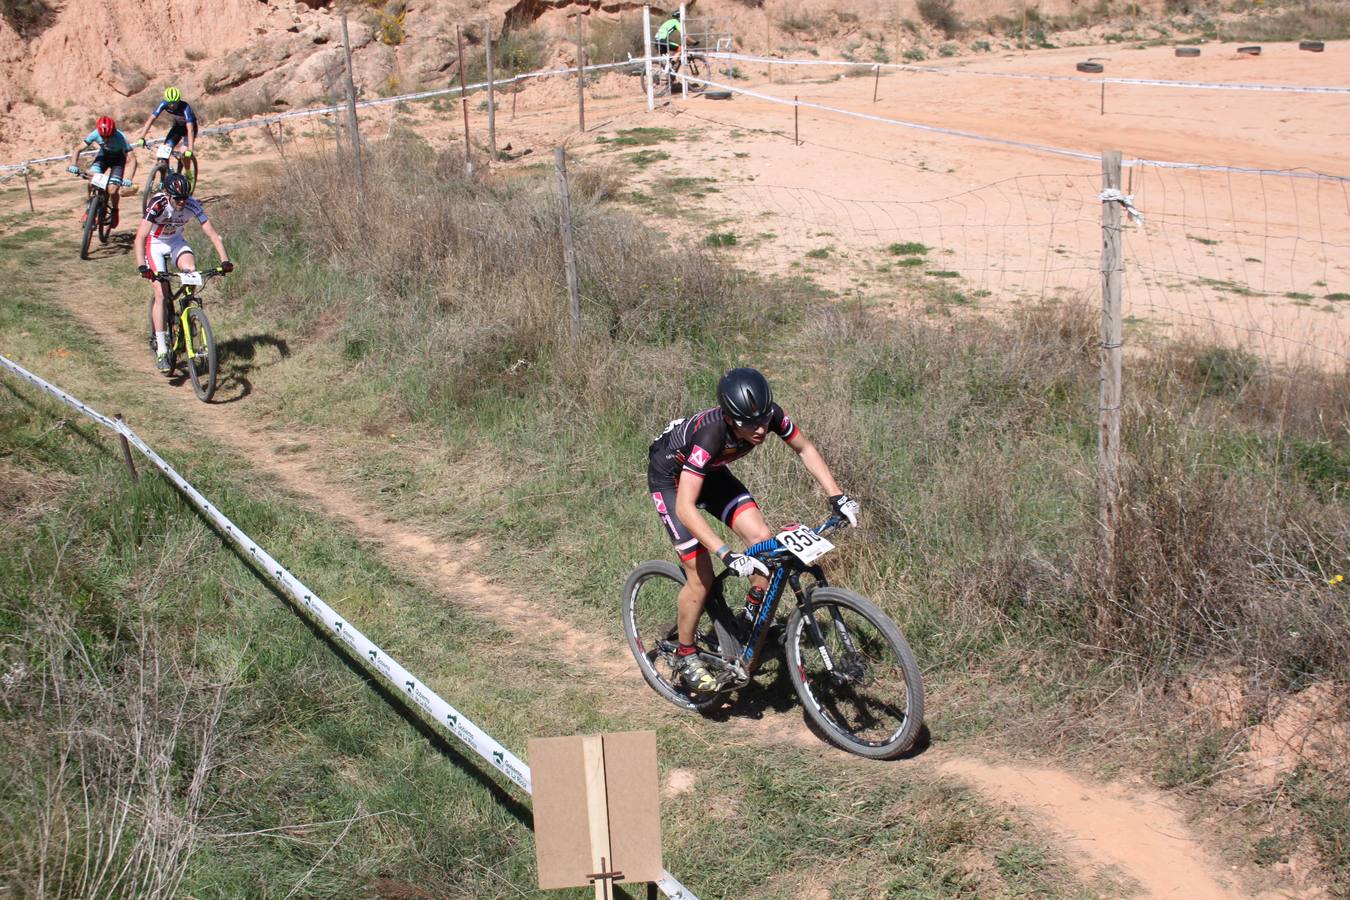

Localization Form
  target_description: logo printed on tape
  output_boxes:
[445,712,477,748]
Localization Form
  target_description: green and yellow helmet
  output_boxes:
[164,86,182,104]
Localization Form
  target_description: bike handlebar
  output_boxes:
[746,514,847,562]
[149,268,227,284]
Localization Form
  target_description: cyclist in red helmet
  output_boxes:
[67,116,138,230]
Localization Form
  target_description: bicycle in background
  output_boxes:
[75,170,130,260]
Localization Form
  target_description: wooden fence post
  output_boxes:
[1098,149,1124,621]
[872,64,880,103]
[486,21,497,161]
[554,148,581,342]
[114,415,138,482]
[23,168,35,212]
[339,13,364,188]
[457,25,474,177]
[793,96,799,146]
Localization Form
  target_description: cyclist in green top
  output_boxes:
[654,9,683,60]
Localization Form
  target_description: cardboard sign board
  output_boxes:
[530,731,662,890]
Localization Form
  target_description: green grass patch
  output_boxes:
[596,126,677,147]
[887,241,929,256]
[1187,234,1221,246]
[704,231,738,247]
[628,149,671,168]
[805,246,832,259]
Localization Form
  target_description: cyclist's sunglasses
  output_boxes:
[731,412,773,430]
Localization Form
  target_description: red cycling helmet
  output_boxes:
[96,116,116,138]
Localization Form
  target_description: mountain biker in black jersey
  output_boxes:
[647,367,860,691]
[135,87,200,184]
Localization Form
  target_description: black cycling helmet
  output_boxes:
[163,172,191,201]
[717,367,773,427]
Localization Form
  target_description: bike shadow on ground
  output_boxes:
[208,333,291,404]
[83,231,136,260]
[702,651,805,722]
[703,649,934,761]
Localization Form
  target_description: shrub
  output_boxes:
[585,13,647,64]
[0,0,51,36]
[917,0,963,38]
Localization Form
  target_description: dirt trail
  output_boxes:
[5,122,1294,900]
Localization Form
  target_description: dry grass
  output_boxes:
[226,137,784,422]
[4,560,229,896]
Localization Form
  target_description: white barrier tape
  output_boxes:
[0,352,698,900]
[1099,187,1144,225]
[0,57,651,173]
[674,71,1350,181]
[675,72,1100,161]
[702,50,1350,95]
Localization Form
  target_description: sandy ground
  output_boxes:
[606,40,1350,367]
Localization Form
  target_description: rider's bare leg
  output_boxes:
[676,551,716,647]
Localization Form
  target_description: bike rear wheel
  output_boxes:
[621,560,721,712]
[182,304,217,401]
[79,194,100,260]
[786,587,924,759]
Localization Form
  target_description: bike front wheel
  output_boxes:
[786,587,924,759]
[182,304,217,401]
[621,560,721,712]
[79,194,100,260]
[97,199,113,243]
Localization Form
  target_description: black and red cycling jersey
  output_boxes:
[648,404,798,485]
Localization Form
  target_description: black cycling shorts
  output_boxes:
[164,123,197,148]
[89,151,126,180]
[647,466,758,561]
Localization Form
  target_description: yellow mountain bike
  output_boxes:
[145,268,223,401]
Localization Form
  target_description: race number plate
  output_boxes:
[776,524,834,564]
[89,172,111,190]
[156,144,173,160]
[178,270,203,286]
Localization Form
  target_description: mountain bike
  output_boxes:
[140,142,197,212]
[77,170,120,260]
[638,49,707,98]
[146,268,223,401]
[622,515,925,759]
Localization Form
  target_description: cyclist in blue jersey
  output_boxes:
[134,172,233,373]
[646,367,860,690]
[67,116,138,229]
[136,87,199,180]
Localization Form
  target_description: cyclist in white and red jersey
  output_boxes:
[647,367,860,691]
[133,172,233,373]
